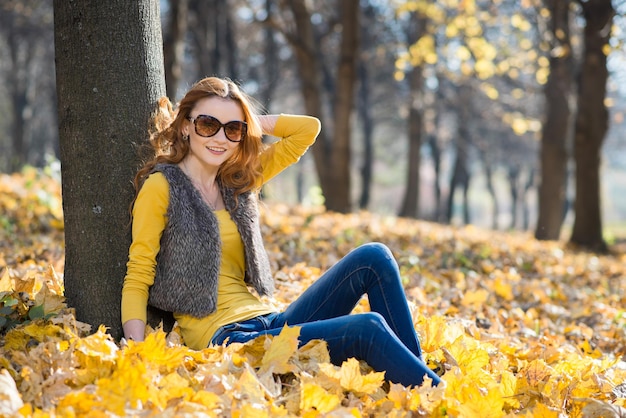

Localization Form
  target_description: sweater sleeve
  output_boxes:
[259,114,320,185]
[121,172,169,324]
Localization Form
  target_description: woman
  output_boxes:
[121,76,441,387]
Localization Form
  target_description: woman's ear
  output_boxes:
[182,119,191,137]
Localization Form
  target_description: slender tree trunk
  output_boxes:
[190,0,216,78]
[54,0,166,339]
[224,0,238,79]
[357,60,373,210]
[283,0,357,213]
[398,10,428,219]
[508,166,520,229]
[522,168,535,230]
[446,148,470,225]
[535,0,574,241]
[445,86,471,225]
[428,134,443,221]
[164,0,188,101]
[570,0,613,252]
[7,28,37,172]
[9,90,28,172]
[357,5,376,210]
[483,158,499,229]
[283,0,329,199]
[326,0,359,213]
[259,0,279,106]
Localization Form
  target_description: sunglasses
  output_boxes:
[187,114,247,143]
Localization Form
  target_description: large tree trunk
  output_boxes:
[54,0,166,339]
[535,0,574,241]
[398,10,427,219]
[569,0,613,252]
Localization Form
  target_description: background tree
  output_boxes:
[2,0,625,241]
[273,0,360,213]
[535,0,575,241]
[398,8,429,219]
[0,0,56,172]
[188,0,239,81]
[163,0,189,101]
[54,0,166,339]
[570,0,615,252]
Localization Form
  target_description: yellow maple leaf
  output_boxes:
[124,328,189,373]
[233,366,267,405]
[259,325,301,375]
[320,358,384,395]
[461,288,490,308]
[519,359,552,388]
[13,271,42,296]
[300,381,342,414]
[499,370,520,409]
[296,339,330,369]
[154,371,194,408]
[189,390,222,410]
[446,336,492,373]
[95,355,158,414]
[56,391,101,416]
[386,383,410,410]
[33,281,66,316]
[3,321,64,351]
[444,371,505,418]
[494,276,514,301]
[521,402,562,417]
[416,315,465,352]
[0,267,12,292]
[75,325,118,361]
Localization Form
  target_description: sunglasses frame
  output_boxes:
[186,114,247,143]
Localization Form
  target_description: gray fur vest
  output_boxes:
[147,163,274,317]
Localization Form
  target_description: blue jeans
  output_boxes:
[210,242,441,387]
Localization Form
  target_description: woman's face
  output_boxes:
[183,97,244,169]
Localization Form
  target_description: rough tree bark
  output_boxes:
[54,0,166,339]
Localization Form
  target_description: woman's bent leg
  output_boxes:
[278,242,423,358]
[213,313,440,387]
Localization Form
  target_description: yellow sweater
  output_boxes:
[121,114,320,349]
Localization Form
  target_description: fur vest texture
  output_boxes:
[147,163,274,317]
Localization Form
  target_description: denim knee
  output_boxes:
[353,242,395,266]
[351,312,389,335]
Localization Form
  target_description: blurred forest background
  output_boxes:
[1,0,625,239]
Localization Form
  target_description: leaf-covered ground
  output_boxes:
[1,167,626,417]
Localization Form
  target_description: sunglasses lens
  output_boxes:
[195,116,221,137]
[223,122,245,142]
[191,115,247,142]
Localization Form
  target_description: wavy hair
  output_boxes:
[132,77,265,208]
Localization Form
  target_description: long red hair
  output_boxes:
[132,77,265,207]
